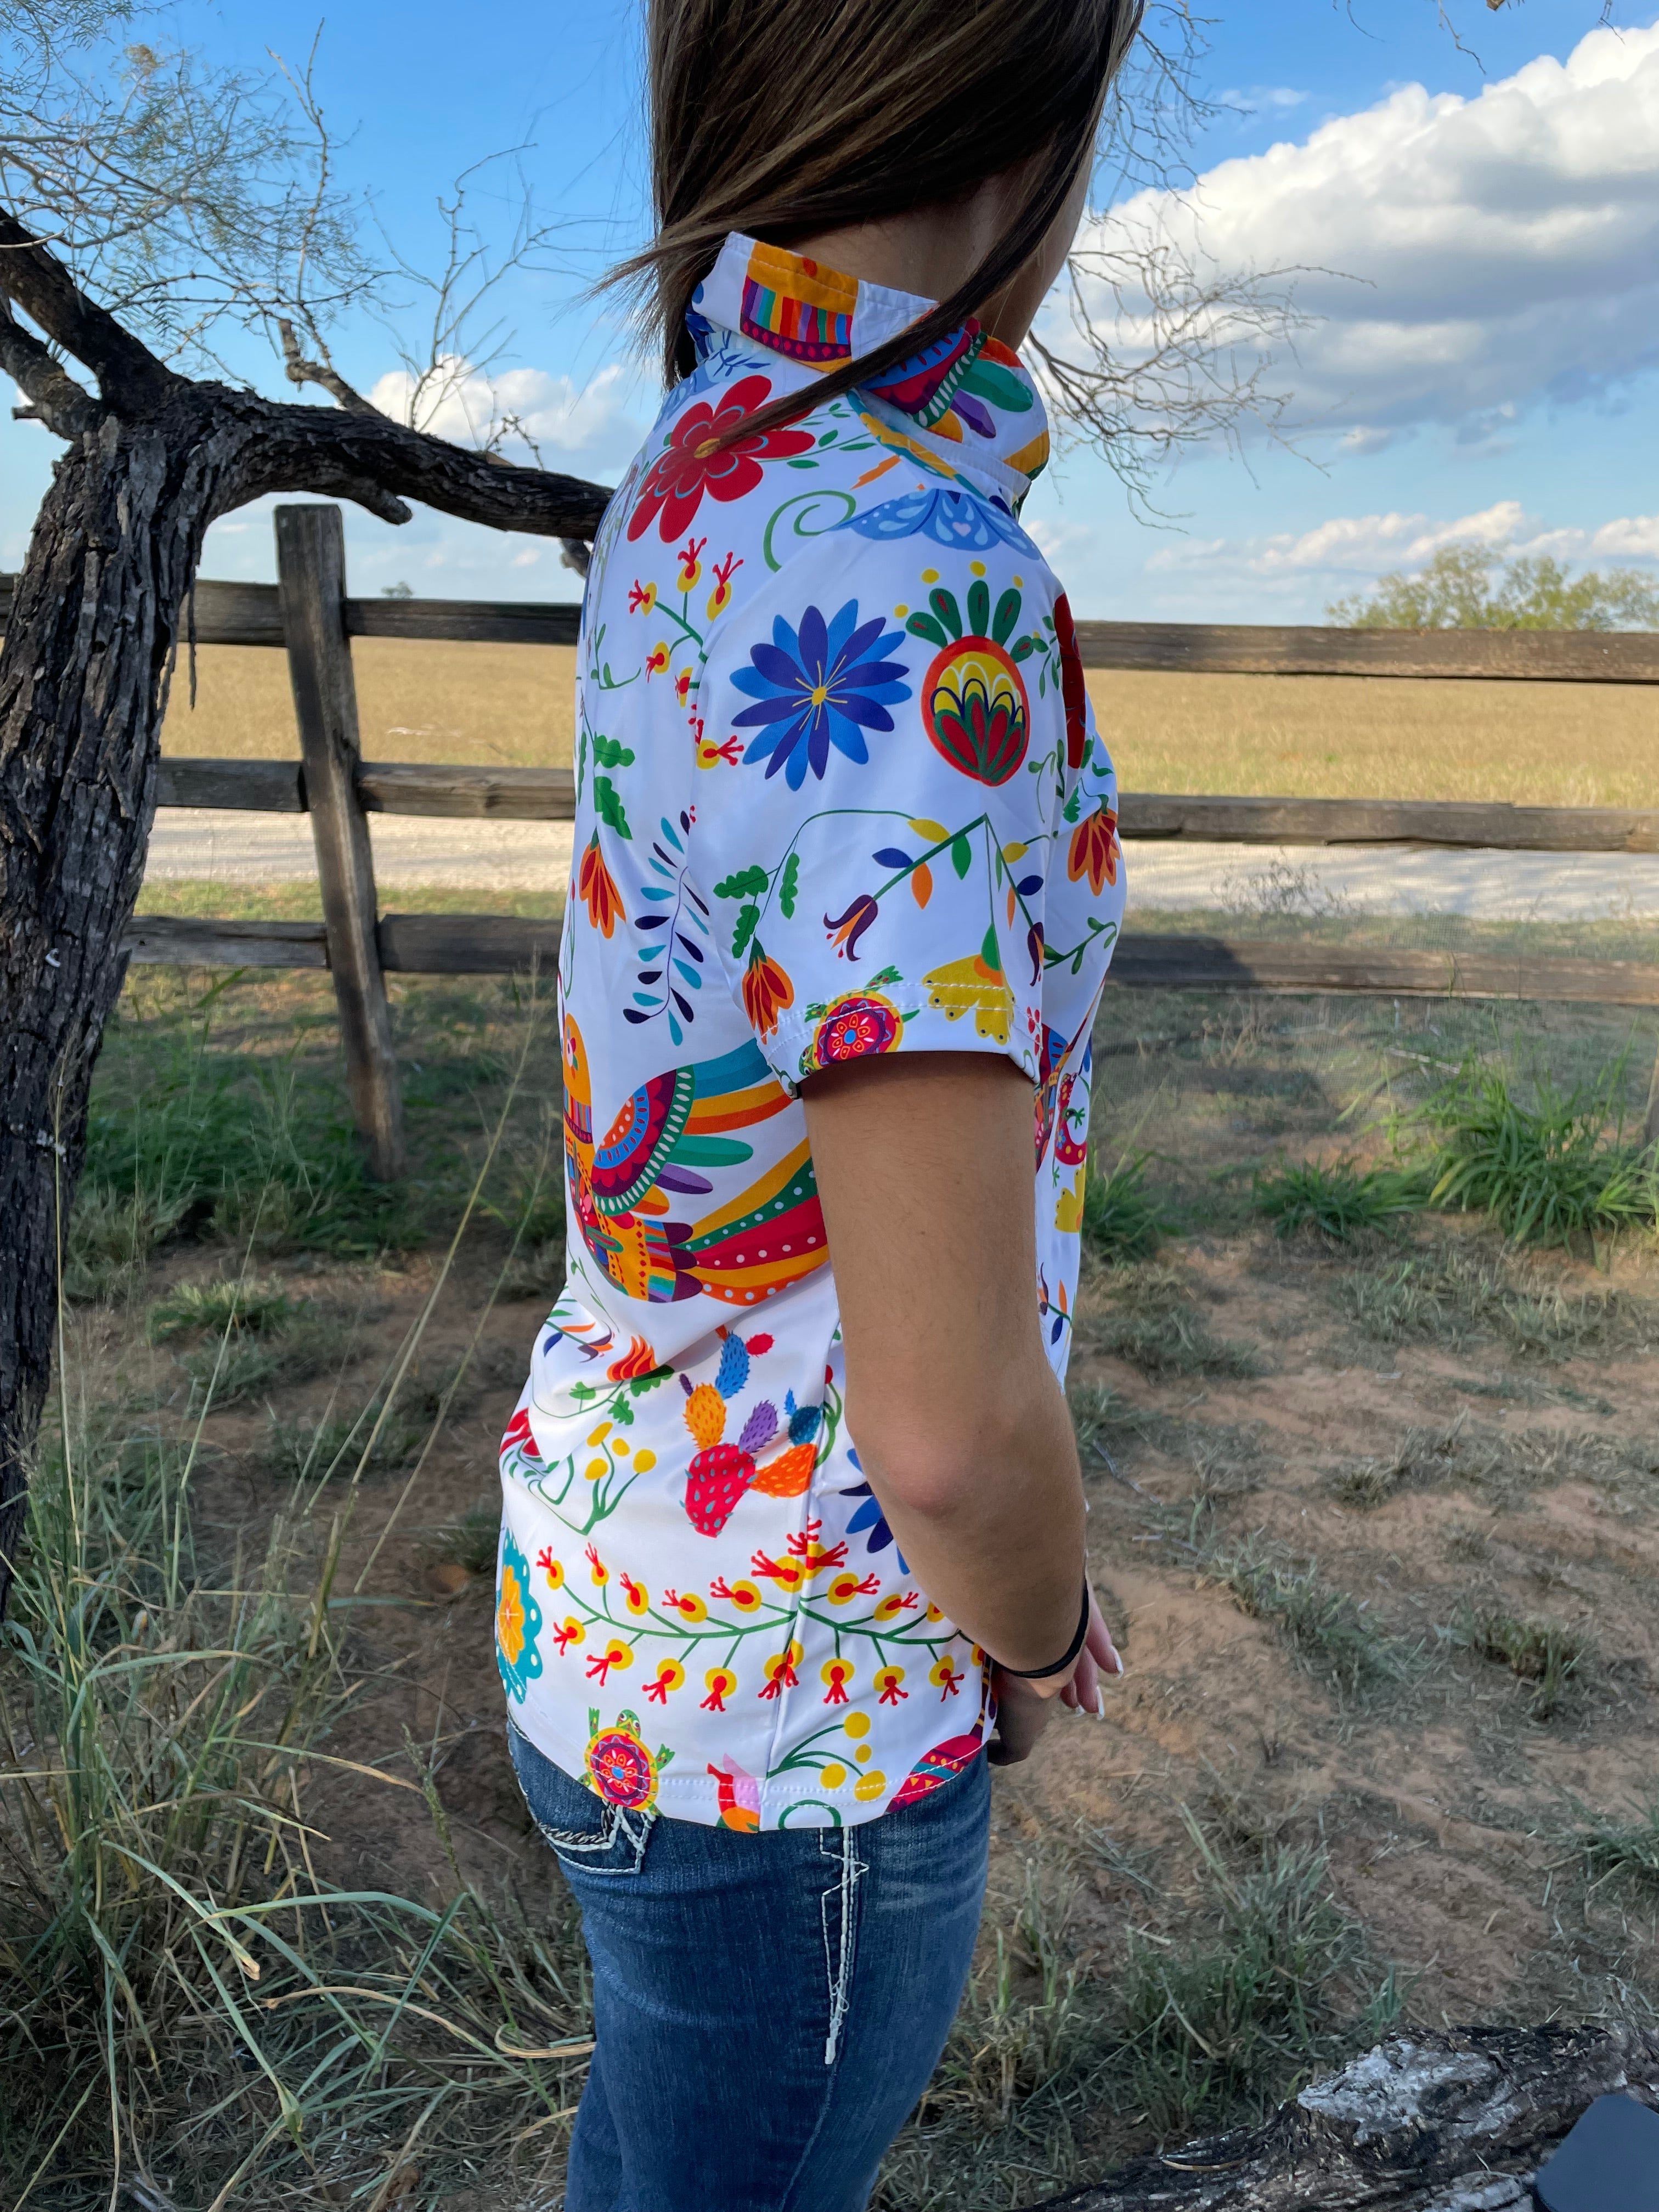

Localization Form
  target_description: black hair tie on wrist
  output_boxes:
[996,1578,1091,1681]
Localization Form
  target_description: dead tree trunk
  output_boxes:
[0,213,609,1607]
[1024,2024,1659,2211]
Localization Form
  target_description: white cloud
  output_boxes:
[366,358,641,476]
[1061,22,1659,440]
[1146,501,1659,590]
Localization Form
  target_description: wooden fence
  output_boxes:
[5,503,1657,1175]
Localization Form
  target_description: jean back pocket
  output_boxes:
[507,1718,655,1878]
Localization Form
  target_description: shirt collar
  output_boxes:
[688,232,1050,506]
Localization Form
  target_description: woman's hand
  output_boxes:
[988,1586,1123,1765]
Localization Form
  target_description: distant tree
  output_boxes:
[1327,544,1659,631]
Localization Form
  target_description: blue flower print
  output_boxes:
[836,1470,911,1575]
[732,600,911,789]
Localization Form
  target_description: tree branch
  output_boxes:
[277,313,374,413]
[202,385,611,540]
[0,292,101,437]
[0,206,178,413]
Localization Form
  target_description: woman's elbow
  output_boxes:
[849,1393,1041,1522]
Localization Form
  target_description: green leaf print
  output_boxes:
[715,865,769,900]
[950,833,972,879]
[779,852,800,919]
[592,734,635,769]
[732,901,761,958]
[594,776,633,839]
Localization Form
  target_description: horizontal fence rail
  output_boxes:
[8,517,1657,1173]
[119,912,1659,1008]
[153,757,1659,853]
[6,574,1659,679]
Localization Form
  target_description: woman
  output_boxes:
[495,1,1136,2202]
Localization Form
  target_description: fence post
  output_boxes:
[275,504,407,1179]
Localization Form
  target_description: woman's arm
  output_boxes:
[802,1052,1119,1752]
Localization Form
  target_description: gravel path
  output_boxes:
[144,809,1659,921]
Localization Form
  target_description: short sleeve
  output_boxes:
[695,530,1068,1094]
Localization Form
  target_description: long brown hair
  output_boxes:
[614,0,1143,443]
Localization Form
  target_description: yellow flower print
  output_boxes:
[628,579,657,616]
[1054,1165,1087,1235]
[622,1572,650,1618]
[645,641,671,678]
[922,950,1014,1046]
[644,1658,686,1704]
[586,1543,608,1586]
[702,1666,738,1711]
[663,1587,708,1623]
[535,1547,564,1593]
[496,1565,527,1668]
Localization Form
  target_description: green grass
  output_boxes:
[1117,1815,1398,2137]
[1253,1158,1425,1243]
[1406,1056,1659,1250]
[0,1387,592,2208]
[1459,1606,1592,1720]
[1082,1152,1172,1263]
[1343,1243,1650,1361]
[431,1500,505,1578]
[1201,1533,1398,1697]
[146,1275,304,1341]
[1579,1802,1659,1887]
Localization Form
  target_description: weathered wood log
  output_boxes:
[1023,2024,1659,2210]
[354,761,577,821]
[15,580,1655,680]
[111,915,1659,1010]
[1069,622,1659,683]
[1107,938,1659,1006]
[276,506,404,1178]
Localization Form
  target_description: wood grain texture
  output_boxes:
[10,577,1654,679]
[354,761,577,819]
[376,912,563,973]
[1022,2025,1659,2211]
[112,916,1659,1007]
[276,506,406,1177]
[345,596,581,645]
[157,757,308,811]
[1107,936,1659,1005]
[140,758,1659,851]
[1118,793,1659,852]
[1071,620,1659,682]
[123,915,329,967]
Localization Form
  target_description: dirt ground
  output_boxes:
[36,964,1659,2203]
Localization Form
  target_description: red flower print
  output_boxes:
[626,375,814,545]
[606,1334,661,1381]
[499,1406,541,1461]
[741,941,795,1040]
[586,1637,631,1684]
[577,833,625,938]
[875,1664,909,1706]
[1067,804,1120,896]
[702,1666,737,1712]
[1052,592,1090,770]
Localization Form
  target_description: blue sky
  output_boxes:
[3,0,1655,618]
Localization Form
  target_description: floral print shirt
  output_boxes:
[495,234,1125,1832]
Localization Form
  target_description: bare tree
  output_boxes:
[0,6,608,1605]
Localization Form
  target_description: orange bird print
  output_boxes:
[562,1015,830,1308]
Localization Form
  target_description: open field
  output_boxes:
[7,965,1659,2209]
[160,641,1659,806]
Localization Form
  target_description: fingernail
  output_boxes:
[1095,1690,1107,1719]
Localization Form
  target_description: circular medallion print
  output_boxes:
[586,1716,659,1809]
[810,992,902,1070]
[922,637,1030,787]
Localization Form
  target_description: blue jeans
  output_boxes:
[507,1723,991,2212]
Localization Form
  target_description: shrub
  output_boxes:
[1406,1057,1659,1249]
[1254,1159,1425,1243]
[1082,1151,1172,1263]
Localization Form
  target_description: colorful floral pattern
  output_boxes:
[499,233,1124,1831]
